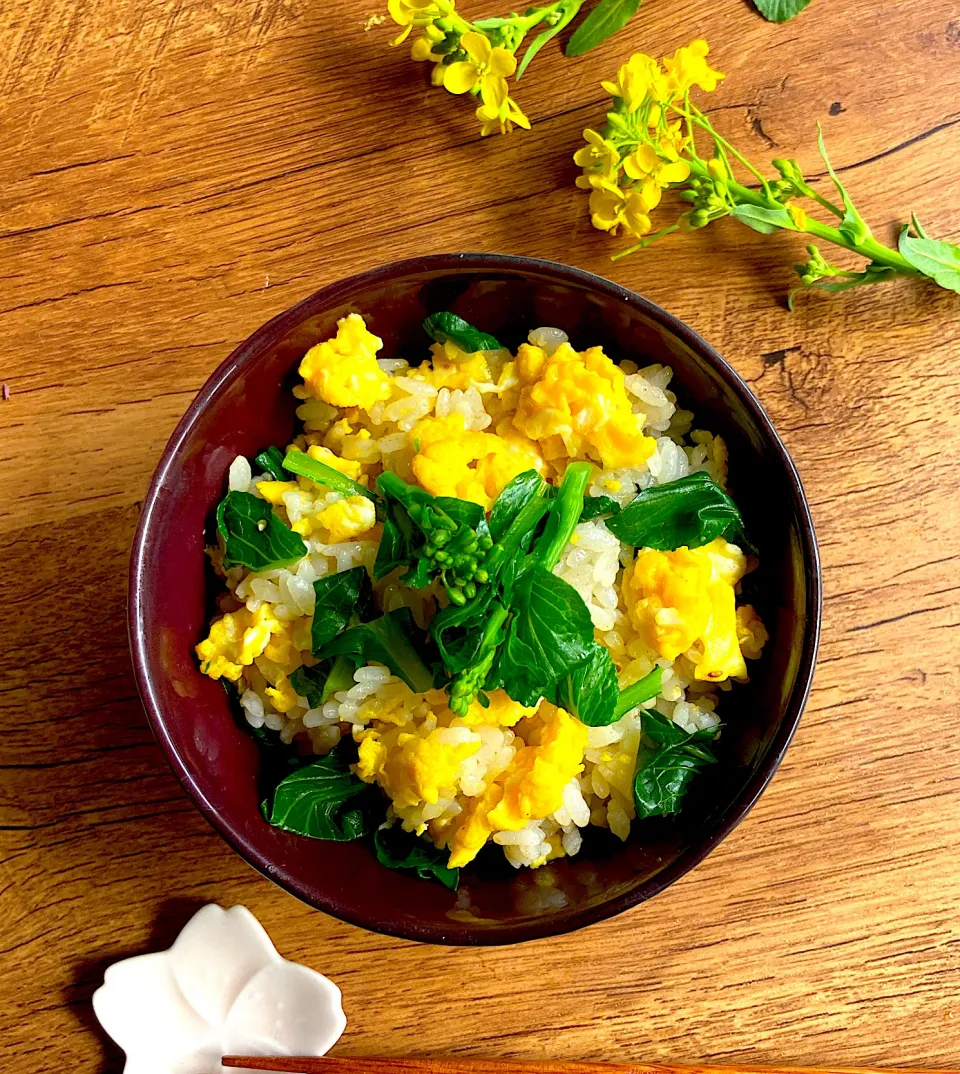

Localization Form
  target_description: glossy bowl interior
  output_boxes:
[130,253,820,945]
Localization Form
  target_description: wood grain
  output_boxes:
[220,1060,960,1074]
[2,0,960,1071]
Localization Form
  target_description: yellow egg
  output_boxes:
[313,495,377,544]
[459,689,538,727]
[512,341,656,469]
[195,604,280,682]
[446,782,503,869]
[255,480,298,505]
[623,537,750,681]
[410,414,542,508]
[265,675,300,714]
[298,313,391,410]
[423,344,492,390]
[487,703,588,831]
[356,725,481,809]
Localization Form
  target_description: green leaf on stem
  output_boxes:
[750,0,811,22]
[633,710,720,819]
[517,1,583,78]
[730,204,797,235]
[898,225,960,294]
[816,124,871,247]
[565,0,642,57]
[787,263,898,310]
[605,473,748,551]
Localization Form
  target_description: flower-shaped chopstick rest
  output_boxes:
[92,904,346,1073]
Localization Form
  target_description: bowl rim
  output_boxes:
[129,252,822,945]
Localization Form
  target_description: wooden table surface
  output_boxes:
[3,0,960,1069]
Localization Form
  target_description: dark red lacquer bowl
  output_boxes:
[129,254,820,945]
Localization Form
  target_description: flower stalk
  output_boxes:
[387,0,585,135]
[577,40,954,305]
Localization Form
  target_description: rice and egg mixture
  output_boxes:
[197,312,767,873]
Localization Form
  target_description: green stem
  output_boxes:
[680,105,775,198]
[612,223,682,260]
[684,157,919,276]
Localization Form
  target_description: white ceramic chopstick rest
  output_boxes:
[92,904,346,1074]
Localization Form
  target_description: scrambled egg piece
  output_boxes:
[445,704,588,868]
[298,313,391,410]
[421,343,492,390]
[256,480,298,505]
[512,342,656,470]
[310,495,377,543]
[410,414,542,508]
[458,689,537,727]
[196,604,280,681]
[487,704,588,831]
[623,537,752,681]
[446,783,504,870]
[265,675,301,713]
[355,725,482,810]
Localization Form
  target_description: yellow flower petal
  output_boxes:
[487,47,517,78]
[479,72,508,110]
[659,159,691,184]
[411,36,437,61]
[460,30,492,65]
[443,61,480,94]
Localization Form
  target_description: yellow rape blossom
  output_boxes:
[442,31,515,106]
[662,39,724,96]
[476,95,530,137]
[574,129,620,189]
[387,0,442,45]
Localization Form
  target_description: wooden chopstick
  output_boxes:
[220,1056,958,1074]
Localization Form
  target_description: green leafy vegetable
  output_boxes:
[555,643,620,726]
[422,312,501,354]
[435,496,485,528]
[499,566,595,707]
[487,470,545,543]
[532,461,592,571]
[282,450,378,502]
[447,601,509,714]
[376,471,495,605]
[899,218,960,294]
[605,473,747,551]
[565,0,641,57]
[264,751,380,841]
[311,567,375,652]
[580,495,622,521]
[216,491,307,571]
[254,446,286,481]
[374,825,459,890]
[750,0,812,21]
[317,609,436,692]
[613,665,663,720]
[633,710,719,819]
